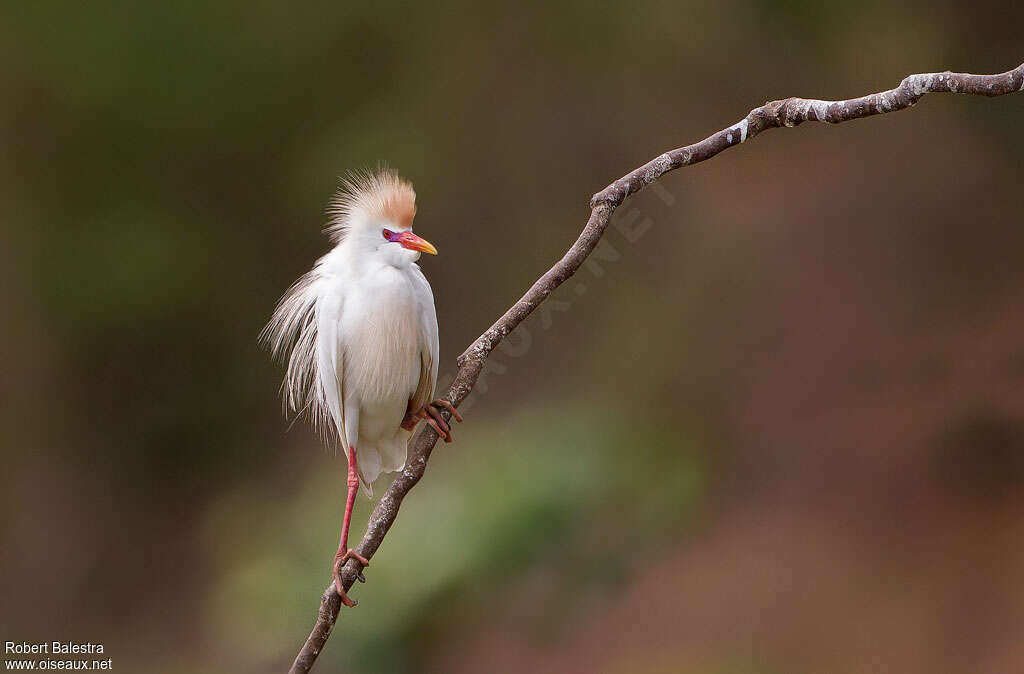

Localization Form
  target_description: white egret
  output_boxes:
[262,169,461,605]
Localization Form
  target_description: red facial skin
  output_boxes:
[384,229,437,255]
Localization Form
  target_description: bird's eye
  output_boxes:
[382,229,394,241]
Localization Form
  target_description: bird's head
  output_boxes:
[326,169,437,267]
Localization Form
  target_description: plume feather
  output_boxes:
[259,269,334,439]
[325,168,416,242]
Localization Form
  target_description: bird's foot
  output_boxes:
[418,399,463,442]
[333,549,370,607]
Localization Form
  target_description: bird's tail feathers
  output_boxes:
[353,437,409,497]
[356,448,380,497]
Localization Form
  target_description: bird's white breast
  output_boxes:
[340,265,422,408]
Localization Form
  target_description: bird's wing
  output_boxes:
[316,285,348,446]
[408,265,440,415]
[409,349,434,418]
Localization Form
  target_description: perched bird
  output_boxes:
[261,169,462,606]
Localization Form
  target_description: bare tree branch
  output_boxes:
[288,62,1024,674]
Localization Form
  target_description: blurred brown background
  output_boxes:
[2,2,1023,672]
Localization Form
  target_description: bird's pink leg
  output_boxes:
[333,445,369,607]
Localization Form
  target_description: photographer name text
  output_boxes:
[6,643,104,656]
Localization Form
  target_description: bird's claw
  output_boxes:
[432,398,463,423]
[333,549,370,607]
[335,547,370,568]
[419,399,463,442]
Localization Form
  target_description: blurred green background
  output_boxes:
[2,1,1023,672]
